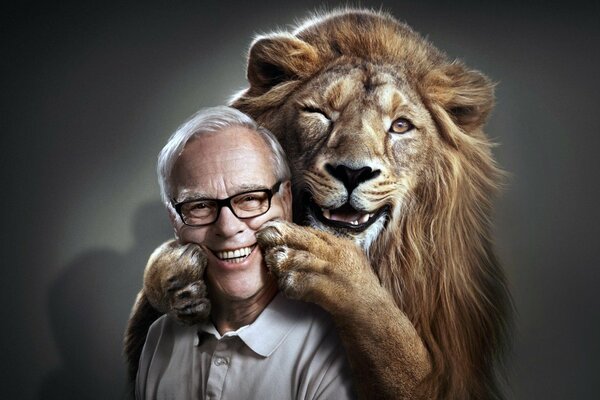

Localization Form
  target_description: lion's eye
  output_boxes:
[389,118,414,134]
[302,106,330,120]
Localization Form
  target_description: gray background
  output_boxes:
[3,1,599,399]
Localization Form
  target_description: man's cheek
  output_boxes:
[247,213,280,231]
[177,227,207,245]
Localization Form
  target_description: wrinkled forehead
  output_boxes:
[171,128,277,201]
[300,63,423,113]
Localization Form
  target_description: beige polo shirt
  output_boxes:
[136,292,356,400]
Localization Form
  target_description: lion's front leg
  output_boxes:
[257,221,432,399]
[124,240,211,382]
[143,240,211,324]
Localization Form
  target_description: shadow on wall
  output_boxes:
[40,201,172,400]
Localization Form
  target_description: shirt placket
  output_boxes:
[205,337,233,400]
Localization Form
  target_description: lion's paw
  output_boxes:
[168,279,211,325]
[144,240,211,323]
[261,240,324,303]
[256,220,288,248]
[257,221,375,310]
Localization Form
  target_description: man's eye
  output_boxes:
[192,202,209,209]
[239,194,266,204]
[181,200,215,218]
[235,192,268,210]
[186,201,214,213]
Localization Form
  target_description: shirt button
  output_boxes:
[214,357,229,366]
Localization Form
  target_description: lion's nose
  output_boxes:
[325,164,381,193]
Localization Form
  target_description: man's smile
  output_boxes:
[210,244,258,263]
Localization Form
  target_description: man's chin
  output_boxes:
[205,249,277,305]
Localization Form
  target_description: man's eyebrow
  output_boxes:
[174,190,211,203]
[235,183,270,192]
[174,183,271,203]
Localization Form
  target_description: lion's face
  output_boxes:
[233,10,495,253]
[277,63,441,250]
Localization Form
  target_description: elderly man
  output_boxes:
[135,106,355,400]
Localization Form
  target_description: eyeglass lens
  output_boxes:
[180,190,271,225]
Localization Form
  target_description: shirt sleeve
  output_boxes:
[135,316,166,400]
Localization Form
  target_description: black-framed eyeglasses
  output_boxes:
[171,181,282,227]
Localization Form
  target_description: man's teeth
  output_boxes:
[216,245,254,262]
[321,208,372,225]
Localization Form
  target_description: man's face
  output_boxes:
[169,127,292,302]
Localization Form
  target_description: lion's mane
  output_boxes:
[232,9,512,399]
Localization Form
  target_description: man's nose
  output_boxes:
[211,206,246,237]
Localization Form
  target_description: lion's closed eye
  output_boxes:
[301,105,331,121]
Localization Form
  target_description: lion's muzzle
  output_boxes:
[324,163,381,193]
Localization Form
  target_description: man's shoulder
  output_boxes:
[271,295,356,399]
[289,296,335,327]
[268,293,336,331]
[147,312,172,335]
[272,294,340,347]
[147,312,198,342]
[149,313,169,328]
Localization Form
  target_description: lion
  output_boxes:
[125,9,512,400]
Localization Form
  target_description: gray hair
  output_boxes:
[157,106,291,206]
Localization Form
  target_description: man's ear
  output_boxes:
[421,61,495,145]
[246,33,322,96]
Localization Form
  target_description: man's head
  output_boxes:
[157,106,292,302]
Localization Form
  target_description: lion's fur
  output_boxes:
[231,9,512,399]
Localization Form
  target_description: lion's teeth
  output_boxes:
[359,213,371,224]
[320,206,375,226]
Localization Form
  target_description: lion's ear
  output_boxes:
[422,62,494,138]
[247,34,321,95]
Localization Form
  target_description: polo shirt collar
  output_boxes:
[197,292,305,358]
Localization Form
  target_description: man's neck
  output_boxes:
[209,280,278,335]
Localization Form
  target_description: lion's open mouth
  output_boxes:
[309,200,389,232]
